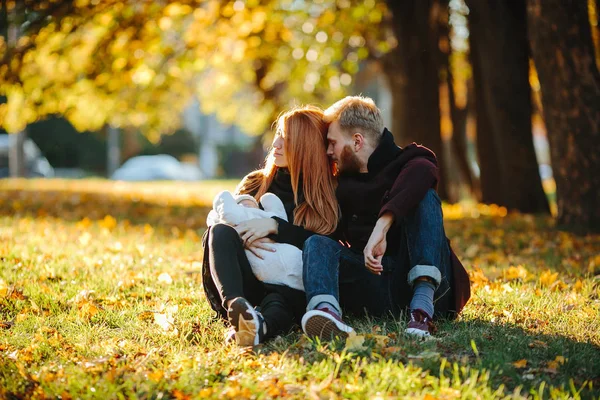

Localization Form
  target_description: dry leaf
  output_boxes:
[0,320,14,329]
[78,300,100,319]
[504,265,528,281]
[148,370,164,382]
[528,340,548,349]
[344,331,366,351]
[99,215,117,230]
[158,272,173,285]
[381,346,403,356]
[539,270,559,287]
[0,279,7,297]
[371,334,390,348]
[171,389,191,400]
[154,313,173,331]
[513,359,527,368]
[78,232,92,246]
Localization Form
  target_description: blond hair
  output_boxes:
[235,106,339,235]
[324,96,384,145]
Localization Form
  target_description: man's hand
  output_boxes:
[246,237,276,259]
[235,218,278,246]
[363,212,395,275]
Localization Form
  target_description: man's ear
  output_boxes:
[352,132,365,151]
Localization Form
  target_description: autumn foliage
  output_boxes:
[0,180,598,398]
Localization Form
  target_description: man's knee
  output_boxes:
[421,189,442,208]
[303,234,339,252]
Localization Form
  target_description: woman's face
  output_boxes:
[272,130,288,168]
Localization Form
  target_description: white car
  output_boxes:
[111,154,203,181]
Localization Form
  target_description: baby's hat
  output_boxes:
[234,194,259,207]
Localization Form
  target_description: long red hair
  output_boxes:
[235,106,338,235]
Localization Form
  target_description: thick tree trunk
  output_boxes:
[384,0,448,200]
[467,0,550,213]
[438,0,477,198]
[527,0,600,232]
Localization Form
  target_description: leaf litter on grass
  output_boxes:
[0,181,599,399]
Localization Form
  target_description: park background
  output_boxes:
[0,0,599,399]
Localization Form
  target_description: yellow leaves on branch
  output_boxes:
[1,0,392,136]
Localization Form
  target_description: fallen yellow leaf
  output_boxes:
[345,331,366,351]
[99,215,117,230]
[539,270,559,287]
[148,369,164,382]
[513,359,527,368]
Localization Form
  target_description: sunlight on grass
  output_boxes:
[0,179,598,398]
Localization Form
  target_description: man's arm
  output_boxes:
[379,158,438,223]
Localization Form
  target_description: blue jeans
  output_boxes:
[303,189,453,317]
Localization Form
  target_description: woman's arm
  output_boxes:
[270,217,317,249]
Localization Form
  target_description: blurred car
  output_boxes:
[0,134,54,178]
[111,154,203,181]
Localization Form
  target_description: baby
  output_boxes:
[206,190,304,291]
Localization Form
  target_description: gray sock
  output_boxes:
[410,280,436,318]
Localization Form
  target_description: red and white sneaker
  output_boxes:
[301,307,354,341]
[405,309,436,338]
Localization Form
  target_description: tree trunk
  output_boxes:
[448,72,477,194]
[527,0,600,232]
[384,0,448,200]
[438,0,477,198]
[9,130,26,177]
[6,1,26,177]
[107,126,121,177]
[467,0,550,213]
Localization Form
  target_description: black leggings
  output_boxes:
[208,223,305,338]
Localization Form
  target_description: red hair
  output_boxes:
[236,106,338,235]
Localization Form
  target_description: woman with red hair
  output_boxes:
[202,105,338,346]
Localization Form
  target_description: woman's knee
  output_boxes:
[209,223,240,247]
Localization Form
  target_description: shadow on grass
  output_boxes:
[252,316,600,397]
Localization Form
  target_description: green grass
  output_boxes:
[0,179,598,399]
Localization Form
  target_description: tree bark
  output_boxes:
[6,0,26,177]
[467,0,550,213]
[107,126,121,177]
[448,72,477,194]
[527,0,600,232]
[384,0,448,200]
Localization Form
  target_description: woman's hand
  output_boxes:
[246,237,276,260]
[235,218,278,246]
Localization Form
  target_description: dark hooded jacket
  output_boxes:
[334,128,471,316]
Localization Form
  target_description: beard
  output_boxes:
[335,145,362,175]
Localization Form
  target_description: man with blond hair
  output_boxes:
[301,96,471,339]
